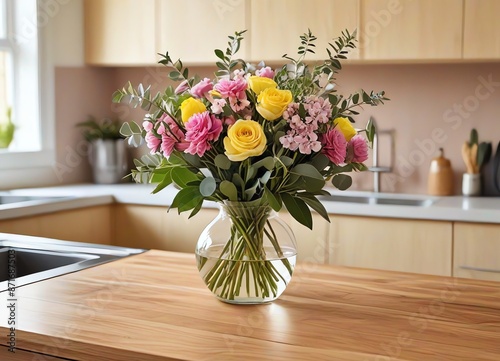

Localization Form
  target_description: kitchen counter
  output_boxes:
[1,183,500,223]
[1,250,499,360]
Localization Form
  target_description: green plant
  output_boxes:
[76,117,123,142]
[0,107,15,149]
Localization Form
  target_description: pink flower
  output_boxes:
[190,78,213,98]
[214,78,247,99]
[346,135,369,163]
[321,128,347,165]
[211,98,227,114]
[158,114,189,156]
[228,96,250,112]
[185,111,223,156]
[174,80,189,94]
[256,66,275,79]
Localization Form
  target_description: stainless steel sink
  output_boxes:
[0,233,145,292]
[320,194,435,207]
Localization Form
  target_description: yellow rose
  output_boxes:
[248,76,277,96]
[256,88,293,121]
[333,117,356,141]
[180,98,206,123]
[223,119,267,161]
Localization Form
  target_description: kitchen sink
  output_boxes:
[319,194,436,207]
[0,233,145,292]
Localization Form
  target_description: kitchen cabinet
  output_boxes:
[84,0,157,65]
[0,206,113,245]
[359,0,463,60]
[157,0,249,63]
[113,204,218,253]
[328,215,453,276]
[249,0,360,62]
[463,0,500,59]
[453,222,500,282]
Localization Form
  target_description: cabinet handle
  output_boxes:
[459,265,500,274]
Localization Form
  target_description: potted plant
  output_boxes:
[0,107,15,149]
[77,117,128,184]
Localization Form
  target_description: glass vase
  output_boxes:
[195,200,297,304]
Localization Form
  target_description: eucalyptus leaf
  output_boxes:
[199,177,217,197]
[215,154,231,170]
[220,180,238,201]
[332,174,353,190]
[252,156,275,171]
[310,154,330,172]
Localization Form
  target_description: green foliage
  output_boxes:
[76,116,123,142]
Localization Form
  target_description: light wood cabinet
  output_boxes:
[453,222,500,282]
[250,0,359,62]
[113,204,218,252]
[328,215,453,276]
[463,0,500,59]
[157,0,249,63]
[359,0,463,60]
[0,206,113,245]
[84,0,157,65]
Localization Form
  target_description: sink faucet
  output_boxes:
[369,127,394,193]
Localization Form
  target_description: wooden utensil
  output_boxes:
[470,142,478,174]
[461,142,474,174]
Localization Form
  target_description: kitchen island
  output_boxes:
[1,250,499,360]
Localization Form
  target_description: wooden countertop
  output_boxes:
[1,250,500,360]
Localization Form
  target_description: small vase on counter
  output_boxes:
[428,148,454,196]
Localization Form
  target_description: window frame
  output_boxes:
[0,0,56,186]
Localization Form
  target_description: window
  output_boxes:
[0,0,55,176]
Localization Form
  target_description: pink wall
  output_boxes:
[55,63,500,195]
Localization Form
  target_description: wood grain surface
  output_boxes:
[1,250,499,360]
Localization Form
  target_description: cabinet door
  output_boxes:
[463,0,500,59]
[454,222,500,282]
[84,0,157,65]
[250,0,360,62]
[360,0,463,60]
[279,211,330,264]
[114,204,218,252]
[328,215,452,276]
[157,0,248,64]
[0,206,112,245]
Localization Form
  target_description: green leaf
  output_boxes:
[296,194,330,223]
[470,128,479,146]
[366,117,376,144]
[352,93,360,104]
[220,180,238,201]
[311,154,330,172]
[214,49,225,61]
[171,186,203,213]
[332,174,353,190]
[171,167,199,188]
[281,193,313,230]
[214,154,231,170]
[264,186,282,212]
[290,164,325,192]
[188,199,204,219]
[200,177,216,197]
[298,103,307,118]
[252,156,275,171]
[279,156,294,168]
[152,172,173,194]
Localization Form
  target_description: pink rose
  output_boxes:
[255,66,274,79]
[185,111,223,157]
[214,78,247,99]
[346,135,369,163]
[190,78,213,98]
[321,128,347,165]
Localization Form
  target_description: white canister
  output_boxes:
[462,173,481,196]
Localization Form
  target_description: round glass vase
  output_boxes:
[195,200,297,304]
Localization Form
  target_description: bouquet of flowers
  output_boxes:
[113,30,387,303]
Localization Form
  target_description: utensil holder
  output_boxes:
[462,173,481,196]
